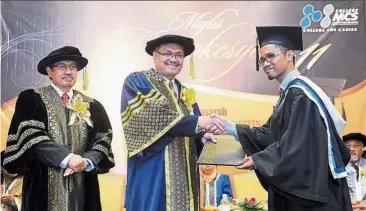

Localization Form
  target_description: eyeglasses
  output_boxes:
[154,51,185,59]
[51,62,79,71]
[258,51,286,66]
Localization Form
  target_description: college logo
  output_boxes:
[300,4,359,32]
[301,4,323,28]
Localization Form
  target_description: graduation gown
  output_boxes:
[3,86,115,211]
[236,87,352,211]
[121,69,204,211]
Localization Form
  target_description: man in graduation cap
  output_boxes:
[343,133,366,209]
[2,46,115,211]
[120,34,226,211]
[218,26,352,210]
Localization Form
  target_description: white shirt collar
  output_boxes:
[160,75,179,97]
[161,75,176,85]
[51,83,74,98]
[279,69,301,92]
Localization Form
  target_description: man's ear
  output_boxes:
[46,67,52,77]
[152,51,159,63]
[153,51,158,58]
[286,50,295,63]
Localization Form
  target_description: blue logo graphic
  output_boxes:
[300,4,323,28]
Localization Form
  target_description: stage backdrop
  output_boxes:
[1,1,366,210]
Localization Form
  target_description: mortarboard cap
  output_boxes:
[255,26,304,71]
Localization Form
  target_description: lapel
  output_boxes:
[175,79,182,102]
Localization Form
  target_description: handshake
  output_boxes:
[197,114,227,135]
[63,154,90,177]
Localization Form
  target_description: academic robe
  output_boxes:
[121,69,204,211]
[3,85,115,211]
[236,87,352,211]
[345,157,366,200]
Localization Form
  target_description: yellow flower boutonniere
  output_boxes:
[67,94,93,127]
[181,88,196,110]
[361,167,366,177]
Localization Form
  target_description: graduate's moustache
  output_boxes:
[263,67,274,74]
[263,67,273,71]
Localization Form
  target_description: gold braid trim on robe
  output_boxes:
[4,120,51,165]
[162,78,198,211]
[92,129,115,164]
[36,86,92,211]
[122,72,185,158]
[122,69,198,211]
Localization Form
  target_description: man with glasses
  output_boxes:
[2,46,115,211]
[343,133,366,210]
[215,26,352,211]
[121,34,226,211]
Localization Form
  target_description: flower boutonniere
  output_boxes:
[181,88,196,110]
[67,94,93,127]
[361,167,366,178]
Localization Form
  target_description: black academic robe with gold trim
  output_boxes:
[3,86,115,211]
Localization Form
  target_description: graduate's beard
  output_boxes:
[267,75,276,80]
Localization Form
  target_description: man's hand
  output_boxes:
[67,155,88,172]
[64,157,89,176]
[197,115,226,135]
[237,156,254,170]
[210,113,226,122]
[352,200,366,210]
[1,194,14,205]
[64,167,75,176]
[201,133,218,144]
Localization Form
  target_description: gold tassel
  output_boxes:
[189,55,196,79]
[83,67,89,91]
[340,94,347,121]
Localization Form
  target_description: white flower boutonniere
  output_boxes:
[67,94,93,127]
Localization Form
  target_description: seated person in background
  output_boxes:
[199,165,233,207]
[1,151,23,211]
[344,133,366,210]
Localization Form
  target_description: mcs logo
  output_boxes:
[300,4,334,29]
[300,4,359,29]
[332,8,359,24]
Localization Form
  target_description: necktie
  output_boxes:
[169,81,178,99]
[353,163,360,180]
[279,88,285,100]
[274,89,285,110]
[62,93,69,107]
